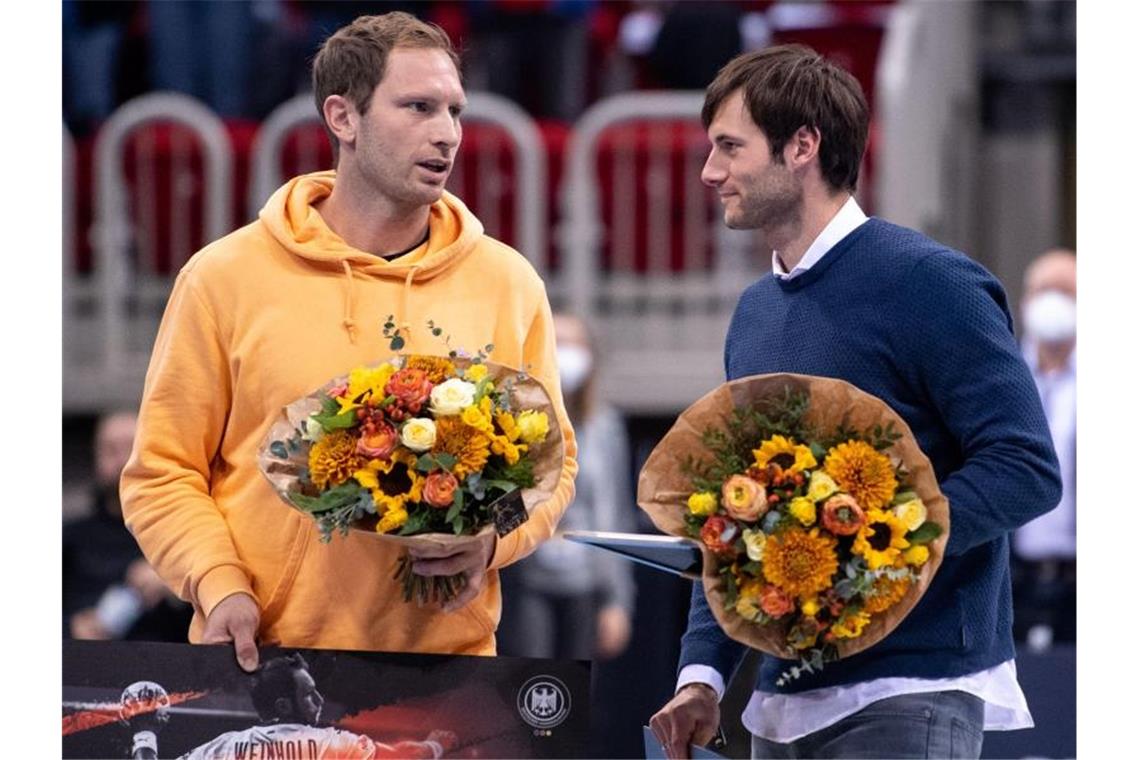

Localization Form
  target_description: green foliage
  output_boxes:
[905,521,943,544]
[313,407,357,431]
[484,457,535,489]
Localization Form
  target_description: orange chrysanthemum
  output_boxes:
[309,430,364,490]
[432,416,492,479]
[862,574,912,614]
[406,356,457,385]
[762,528,838,598]
[824,440,898,511]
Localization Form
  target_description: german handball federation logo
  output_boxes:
[517,675,571,729]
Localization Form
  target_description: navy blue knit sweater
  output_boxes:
[678,218,1062,694]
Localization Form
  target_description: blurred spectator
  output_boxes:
[62,0,139,134]
[63,411,193,641]
[647,1,744,89]
[1012,249,1076,646]
[497,313,636,661]
[464,1,595,120]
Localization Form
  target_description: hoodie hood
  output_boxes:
[258,171,485,342]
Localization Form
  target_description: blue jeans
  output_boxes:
[750,691,985,759]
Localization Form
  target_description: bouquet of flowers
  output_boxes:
[259,342,565,605]
[638,374,948,683]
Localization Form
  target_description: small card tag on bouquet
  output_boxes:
[491,490,528,536]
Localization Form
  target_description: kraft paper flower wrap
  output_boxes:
[258,354,565,604]
[638,373,949,682]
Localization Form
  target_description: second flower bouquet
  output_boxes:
[259,352,565,605]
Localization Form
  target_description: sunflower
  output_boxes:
[376,506,408,534]
[862,574,912,614]
[853,509,910,570]
[309,430,364,489]
[432,416,492,479]
[406,356,456,384]
[823,440,898,511]
[368,450,425,513]
[831,608,872,639]
[762,528,838,598]
[752,435,817,475]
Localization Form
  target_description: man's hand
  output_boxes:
[125,560,170,609]
[201,593,261,672]
[409,532,496,613]
[70,608,111,640]
[649,683,720,760]
[595,604,632,660]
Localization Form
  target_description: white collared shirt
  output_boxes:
[771,195,867,280]
[677,196,1033,742]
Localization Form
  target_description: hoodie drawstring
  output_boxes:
[340,260,358,344]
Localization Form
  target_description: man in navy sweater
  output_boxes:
[648,46,1062,759]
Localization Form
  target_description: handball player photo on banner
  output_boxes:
[63,641,590,759]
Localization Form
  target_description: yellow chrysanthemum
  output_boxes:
[339,364,397,413]
[464,363,489,382]
[863,575,912,614]
[831,609,872,639]
[688,492,718,517]
[406,356,456,384]
[491,436,527,465]
[752,435,817,475]
[853,509,911,570]
[376,506,408,534]
[824,440,898,511]
[761,528,838,598]
[432,416,492,479]
[903,545,930,566]
[308,430,364,490]
[788,496,817,527]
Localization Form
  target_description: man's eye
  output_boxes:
[409,102,429,113]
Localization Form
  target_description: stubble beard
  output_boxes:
[725,165,802,232]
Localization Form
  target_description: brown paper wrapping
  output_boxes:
[258,357,566,552]
[637,373,950,660]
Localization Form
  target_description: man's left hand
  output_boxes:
[409,531,496,612]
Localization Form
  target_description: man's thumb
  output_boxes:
[233,624,259,673]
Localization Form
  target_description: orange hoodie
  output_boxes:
[121,172,577,655]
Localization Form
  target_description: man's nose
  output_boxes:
[701,153,726,188]
[432,113,460,151]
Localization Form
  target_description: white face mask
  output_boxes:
[557,345,593,394]
[1023,290,1076,344]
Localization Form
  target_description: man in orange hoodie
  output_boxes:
[121,12,577,672]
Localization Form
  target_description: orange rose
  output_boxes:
[423,471,459,508]
[385,368,433,414]
[699,516,739,556]
[759,585,795,617]
[721,475,769,522]
[356,420,398,459]
[821,493,866,536]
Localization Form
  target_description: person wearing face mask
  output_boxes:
[496,313,636,663]
[1012,249,1077,646]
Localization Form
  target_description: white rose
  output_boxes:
[893,497,928,531]
[430,378,477,416]
[742,528,766,562]
[400,418,437,452]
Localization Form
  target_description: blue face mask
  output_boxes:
[557,345,593,393]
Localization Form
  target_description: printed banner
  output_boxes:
[63,641,590,759]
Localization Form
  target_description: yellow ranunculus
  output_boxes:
[465,363,488,382]
[688,492,718,517]
[801,597,821,617]
[517,410,549,444]
[831,609,871,639]
[903,545,930,566]
[807,471,839,502]
[735,580,764,621]
[742,529,766,562]
[461,404,495,435]
[788,496,817,527]
[893,497,928,532]
[400,418,437,452]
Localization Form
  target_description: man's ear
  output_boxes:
[784,125,821,171]
[274,696,293,719]
[323,94,357,151]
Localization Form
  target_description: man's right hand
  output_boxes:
[201,593,261,672]
[648,683,720,760]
